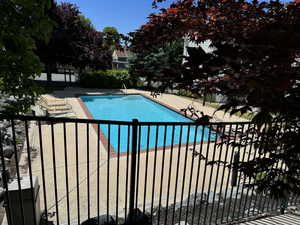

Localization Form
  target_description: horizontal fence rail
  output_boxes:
[0,115,298,225]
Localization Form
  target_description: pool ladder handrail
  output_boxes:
[122,83,127,94]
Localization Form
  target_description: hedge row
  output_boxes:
[80,70,135,89]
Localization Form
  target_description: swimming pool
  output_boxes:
[80,95,216,153]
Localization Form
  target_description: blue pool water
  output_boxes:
[81,95,215,152]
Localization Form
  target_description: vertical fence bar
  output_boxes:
[185,125,199,225]
[273,121,290,211]
[252,123,274,216]
[0,124,13,225]
[11,119,25,225]
[128,119,138,223]
[171,125,183,225]
[266,121,283,212]
[143,125,151,214]
[245,124,262,218]
[75,122,80,225]
[242,125,257,218]
[164,125,175,225]
[97,123,101,225]
[124,125,130,223]
[220,123,238,224]
[135,125,142,209]
[231,152,239,187]
[50,122,60,225]
[86,123,90,220]
[225,124,241,223]
[291,122,300,206]
[203,125,218,225]
[191,125,205,225]
[279,122,293,211]
[260,122,279,213]
[150,125,159,220]
[232,124,247,221]
[209,125,226,225]
[197,124,213,225]
[250,123,268,216]
[63,122,71,225]
[107,124,111,222]
[239,124,256,219]
[24,120,37,225]
[178,125,191,222]
[235,123,253,220]
[69,70,72,84]
[272,121,289,211]
[116,125,121,225]
[157,125,168,225]
[38,121,48,224]
[214,124,232,224]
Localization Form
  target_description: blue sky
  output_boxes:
[57,0,174,35]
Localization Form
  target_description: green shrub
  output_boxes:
[80,70,136,89]
[204,94,216,103]
[178,89,198,98]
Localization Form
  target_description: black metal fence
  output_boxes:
[0,115,298,225]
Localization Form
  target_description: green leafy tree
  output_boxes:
[129,40,183,90]
[0,0,53,113]
[103,26,121,50]
[79,14,95,29]
[37,3,112,82]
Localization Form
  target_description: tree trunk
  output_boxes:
[146,76,151,89]
[46,64,52,84]
[203,89,207,106]
[78,67,84,83]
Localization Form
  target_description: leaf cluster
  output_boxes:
[132,0,300,198]
[0,0,54,113]
[37,2,112,73]
[129,39,184,91]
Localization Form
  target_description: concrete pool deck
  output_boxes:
[15,88,250,225]
[51,87,247,123]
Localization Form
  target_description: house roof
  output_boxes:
[114,48,131,58]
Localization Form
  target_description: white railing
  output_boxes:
[122,83,127,94]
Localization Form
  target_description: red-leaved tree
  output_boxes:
[132,0,300,200]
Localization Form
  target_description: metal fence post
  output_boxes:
[231,151,240,187]
[128,119,138,223]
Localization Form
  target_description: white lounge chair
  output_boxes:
[37,95,76,118]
